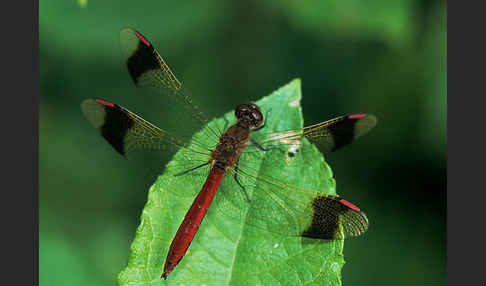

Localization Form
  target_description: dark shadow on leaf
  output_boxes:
[301,236,334,249]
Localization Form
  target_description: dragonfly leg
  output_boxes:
[250,138,269,151]
[234,158,251,203]
[249,137,284,153]
[174,162,210,177]
[250,109,285,152]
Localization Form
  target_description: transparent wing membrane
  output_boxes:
[247,114,377,156]
[214,153,369,240]
[119,28,222,141]
[81,99,211,157]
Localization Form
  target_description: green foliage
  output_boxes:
[77,0,87,9]
[268,0,413,46]
[40,232,100,286]
[117,79,344,285]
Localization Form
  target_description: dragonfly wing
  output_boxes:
[81,98,211,159]
[300,195,369,239]
[120,28,183,92]
[213,151,368,240]
[241,169,368,239]
[119,28,221,140]
[303,114,377,154]
[251,114,377,156]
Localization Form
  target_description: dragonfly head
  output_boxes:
[235,103,263,128]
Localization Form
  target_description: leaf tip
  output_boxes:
[290,77,302,86]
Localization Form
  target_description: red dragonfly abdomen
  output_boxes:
[162,166,225,279]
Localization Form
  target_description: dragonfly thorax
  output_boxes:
[211,125,251,170]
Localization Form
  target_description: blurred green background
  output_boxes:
[39,0,446,285]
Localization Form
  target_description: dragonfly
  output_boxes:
[81,28,377,279]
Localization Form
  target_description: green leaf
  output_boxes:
[117,79,344,285]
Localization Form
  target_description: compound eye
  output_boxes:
[250,108,263,127]
[235,104,247,119]
[248,103,259,110]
